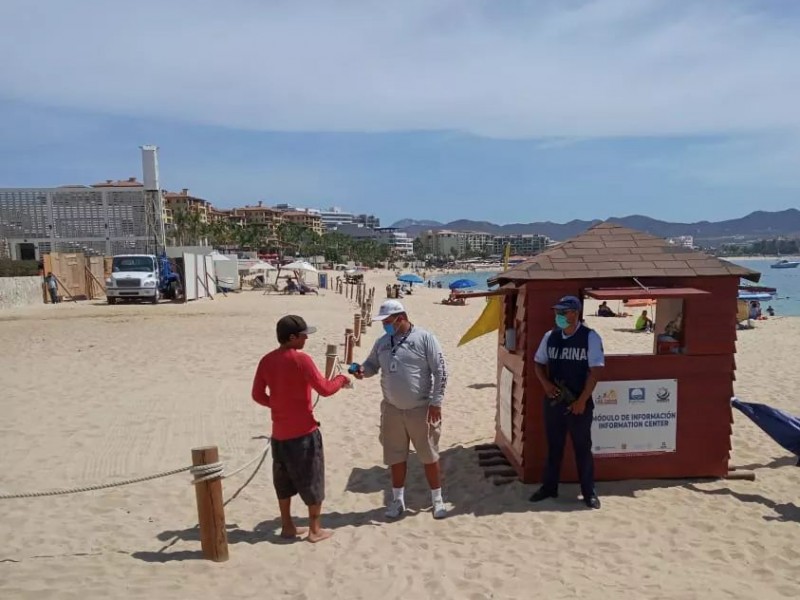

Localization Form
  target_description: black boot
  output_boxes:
[528,487,558,503]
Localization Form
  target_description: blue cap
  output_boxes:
[553,295,582,311]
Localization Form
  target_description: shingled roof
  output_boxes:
[490,222,760,284]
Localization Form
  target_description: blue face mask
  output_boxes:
[555,314,570,329]
[383,322,395,336]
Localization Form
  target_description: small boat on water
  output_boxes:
[739,292,774,301]
[770,259,800,269]
[739,285,777,294]
[738,284,777,301]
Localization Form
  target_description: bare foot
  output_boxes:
[280,526,309,539]
[307,528,334,543]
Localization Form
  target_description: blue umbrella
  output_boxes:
[398,273,424,284]
[449,278,477,290]
[732,398,800,465]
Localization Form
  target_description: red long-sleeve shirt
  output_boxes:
[251,348,348,440]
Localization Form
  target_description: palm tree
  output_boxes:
[320,231,352,264]
[171,208,190,246]
[234,223,268,251]
[273,222,317,260]
[172,209,206,246]
[207,220,236,250]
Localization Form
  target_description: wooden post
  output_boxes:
[197,275,214,300]
[354,313,362,347]
[325,343,338,379]
[360,311,367,336]
[85,265,106,299]
[54,274,76,302]
[724,470,756,481]
[345,328,354,364]
[191,446,229,562]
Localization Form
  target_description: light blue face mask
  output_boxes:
[383,322,395,336]
[555,314,570,329]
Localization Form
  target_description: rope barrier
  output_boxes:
[0,358,348,501]
[0,465,193,500]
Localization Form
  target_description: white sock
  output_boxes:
[431,488,443,503]
[392,487,405,503]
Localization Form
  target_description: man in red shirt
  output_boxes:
[252,315,350,543]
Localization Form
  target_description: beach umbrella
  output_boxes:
[248,261,277,273]
[449,278,477,290]
[282,260,318,273]
[732,398,800,464]
[398,273,424,284]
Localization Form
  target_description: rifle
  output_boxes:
[549,379,579,408]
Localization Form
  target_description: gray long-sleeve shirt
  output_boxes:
[362,325,447,409]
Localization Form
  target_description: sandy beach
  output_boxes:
[1,270,799,600]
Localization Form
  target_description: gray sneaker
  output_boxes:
[385,498,406,519]
[432,499,448,519]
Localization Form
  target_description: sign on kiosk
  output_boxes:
[591,379,677,456]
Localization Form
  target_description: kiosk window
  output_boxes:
[584,287,703,356]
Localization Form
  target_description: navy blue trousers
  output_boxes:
[542,398,595,499]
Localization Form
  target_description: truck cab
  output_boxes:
[106,254,160,304]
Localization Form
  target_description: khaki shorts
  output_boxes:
[379,401,441,466]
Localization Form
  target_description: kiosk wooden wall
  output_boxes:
[495,275,741,484]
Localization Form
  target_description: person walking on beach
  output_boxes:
[45,272,59,304]
[529,296,603,509]
[352,300,449,520]
[251,315,351,542]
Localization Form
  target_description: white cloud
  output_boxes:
[1,0,799,138]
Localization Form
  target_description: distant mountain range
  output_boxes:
[391,209,800,243]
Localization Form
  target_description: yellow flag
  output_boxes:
[458,295,503,346]
[457,242,511,346]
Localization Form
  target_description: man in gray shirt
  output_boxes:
[353,300,448,519]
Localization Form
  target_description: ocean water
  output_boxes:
[433,258,800,317]
[431,271,499,291]
[731,258,800,317]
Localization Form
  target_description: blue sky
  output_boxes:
[1,0,799,226]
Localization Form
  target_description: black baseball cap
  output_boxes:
[276,315,317,341]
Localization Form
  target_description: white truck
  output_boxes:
[105,254,163,304]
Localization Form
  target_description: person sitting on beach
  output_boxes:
[442,291,465,305]
[251,315,351,543]
[298,281,318,295]
[284,277,299,294]
[749,301,762,320]
[635,310,654,333]
[664,313,682,338]
[767,305,775,317]
[597,301,616,317]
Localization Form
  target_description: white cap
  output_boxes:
[372,299,406,321]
